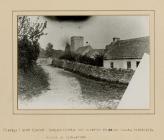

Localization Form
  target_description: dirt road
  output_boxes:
[18,65,126,109]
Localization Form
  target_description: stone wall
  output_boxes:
[51,58,134,84]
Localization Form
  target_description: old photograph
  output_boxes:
[17,15,150,109]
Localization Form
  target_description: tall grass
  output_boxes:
[18,65,49,99]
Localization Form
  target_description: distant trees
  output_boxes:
[45,43,55,57]
[18,16,47,70]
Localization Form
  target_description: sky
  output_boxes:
[31,16,149,50]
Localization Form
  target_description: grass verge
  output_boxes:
[18,64,49,99]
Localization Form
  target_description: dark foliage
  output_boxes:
[78,54,103,66]
[59,52,104,67]
[45,43,55,58]
[18,16,47,71]
[18,36,40,71]
[60,53,77,61]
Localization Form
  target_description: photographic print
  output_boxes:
[17,15,150,110]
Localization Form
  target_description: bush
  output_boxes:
[18,16,47,71]
[59,53,77,61]
[59,53,104,67]
[18,36,40,71]
[45,43,55,57]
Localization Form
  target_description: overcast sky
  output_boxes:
[34,16,149,50]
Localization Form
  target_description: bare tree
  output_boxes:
[18,16,47,70]
[18,16,47,42]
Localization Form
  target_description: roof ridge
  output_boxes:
[119,36,149,42]
[104,36,150,60]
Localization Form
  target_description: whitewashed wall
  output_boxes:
[103,59,141,70]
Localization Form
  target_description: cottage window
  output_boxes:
[110,62,114,68]
[127,61,131,69]
[136,61,140,67]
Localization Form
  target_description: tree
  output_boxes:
[94,54,104,66]
[18,16,47,70]
[45,43,55,57]
[18,16,47,42]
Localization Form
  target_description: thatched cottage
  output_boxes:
[104,36,149,70]
[76,45,93,56]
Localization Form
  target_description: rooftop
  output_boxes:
[104,36,150,60]
[76,45,93,55]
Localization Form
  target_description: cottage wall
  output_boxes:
[103,59,141,70]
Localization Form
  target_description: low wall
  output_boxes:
[51,58,134,84]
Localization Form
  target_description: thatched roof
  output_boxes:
[86,49,104,58]
[76,45,93,55]
[104,36,150,60]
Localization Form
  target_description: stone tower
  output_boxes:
[70,36,84,52]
